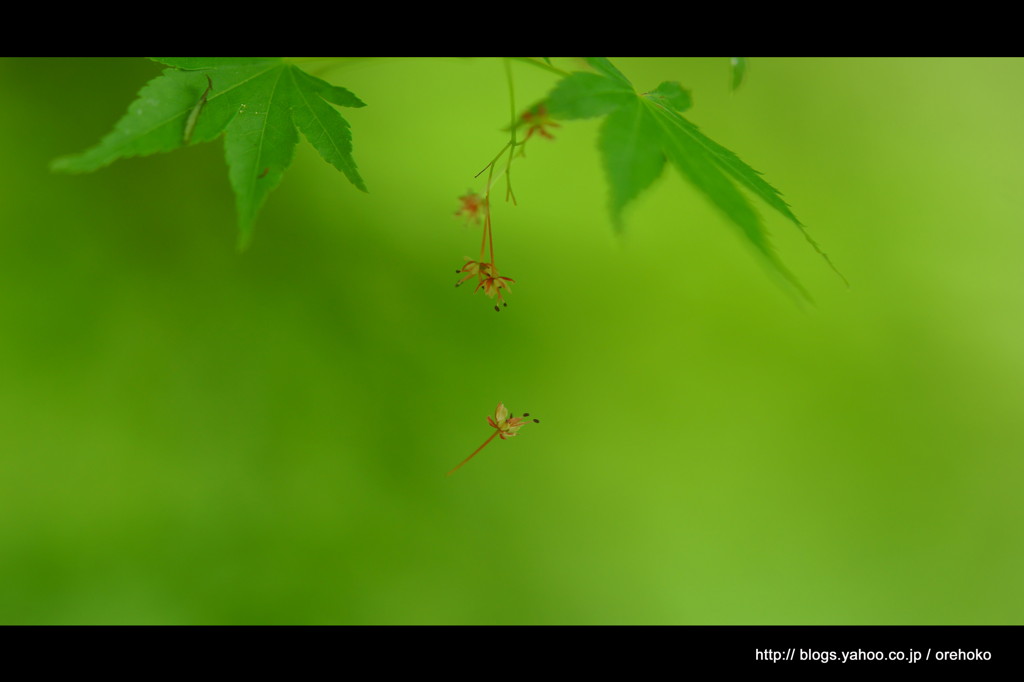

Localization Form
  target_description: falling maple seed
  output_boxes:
[182,75,213,145]
[447,403,540,476]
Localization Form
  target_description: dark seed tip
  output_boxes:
[533,419,540,423]
[522,413,530,417]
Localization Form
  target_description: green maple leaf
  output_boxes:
[547,57,844,300]
[52,57,366,246]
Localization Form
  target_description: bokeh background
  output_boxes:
[1,57,1021,624]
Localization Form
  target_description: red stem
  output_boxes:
[447,430,499,476]
[479,203,489,262]
[488,212,495,267]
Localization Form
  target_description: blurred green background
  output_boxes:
[1,58,1021,624]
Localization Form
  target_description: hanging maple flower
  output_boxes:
[487,403,538,439]
[447,403,541,476]
[454,191,486,225]
[520,104,560,141]
[476,270,515,312]
[454,259,492,288]
[454,260,515,311]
